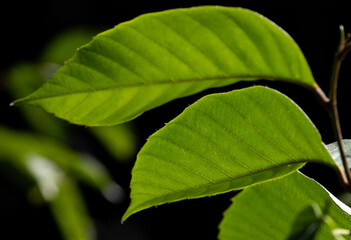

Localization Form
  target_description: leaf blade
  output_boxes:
[15,6,317,126]
[218,172,351,240]
[122,86,335,221]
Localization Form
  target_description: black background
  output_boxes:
[1,1,351,239]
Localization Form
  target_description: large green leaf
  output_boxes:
[218,172,351,240]
[14,6,317,126]
[122,86,335,221]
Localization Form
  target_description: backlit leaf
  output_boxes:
[218,172,351,240]
[122,86,335,221]
[14,6,317,126]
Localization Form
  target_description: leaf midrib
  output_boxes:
[125,160,306,219]
[19,74,314,104]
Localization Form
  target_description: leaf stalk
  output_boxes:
[317,25,351,192]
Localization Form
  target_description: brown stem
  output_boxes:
[329,26,351,191]
[315,25,351,192]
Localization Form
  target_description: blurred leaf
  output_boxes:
[90,123,137,162]
[26,153,65,201]
[26,153,95,240]
[7,63,44,97]
[0,126,122,201]
[122,86,335,221]
[7,63,67,140]
[14,6,317,126]
[288,204,325,240]
[50,177,96,240]
[218,172,351,240]
[41,27,96,65]
[338,193,351,207]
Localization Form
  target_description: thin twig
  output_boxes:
[326,25,351,191]
[314,26,351,192]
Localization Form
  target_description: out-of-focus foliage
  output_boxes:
[6,27,138,162]
[7,63,67,141]
[41,28,97,65]
[2,27,138,240]
[0,127,118,240]
[90,124,137,162]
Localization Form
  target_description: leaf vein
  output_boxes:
[169,121,252,173]
[98,34,174,80]
[80,47,146,83]
[190,107,280,166]
[153,134,242,177]
[132,167,196,188]
[139,152,215,183]
[23,74,308,103]
[124,24,203,78]
[179,11,254,75]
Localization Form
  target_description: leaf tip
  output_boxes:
[9,98,25,107]
[121,210,132,223]
[9,93,34,107]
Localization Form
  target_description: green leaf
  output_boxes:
[7,63,67,140]
[218,172,351,240]
[0,127,121,200]
[14,6,317,126]
[288,204,326,240]
[122,86,335,221]
[41,27,96,65]
[26,154,95,240]
[50,178,95,240]
[90,123,138,162]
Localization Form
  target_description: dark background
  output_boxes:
[1,1,351,239]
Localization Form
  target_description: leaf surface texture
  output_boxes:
[16,6,316,126]
[218,172,351,240]
[123,86,334,221]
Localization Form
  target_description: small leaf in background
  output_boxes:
[326,140,351,171]
[41,27,97,65]
[75,153,125,204]
[6,63,67,141]
[25,153,95,240]
[0,129,102,240]
[122,86,335,221]
[50,177,96,240]
[6,28,138,163]
[14,6,317,126]
[26,153,65,201]
[90,123,137,162]
[218,172,351,240]
[0,126,122,202]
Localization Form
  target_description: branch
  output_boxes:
[315,25,351,192]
